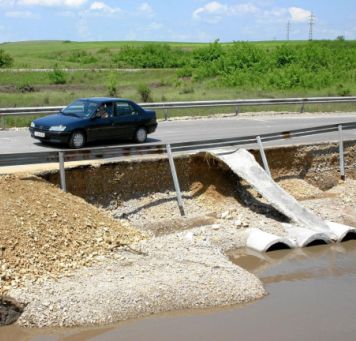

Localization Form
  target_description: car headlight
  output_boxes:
[49,125,66,132]
[30,121,35,128]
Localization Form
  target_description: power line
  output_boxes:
[286,21,291,41]
[308,12,315,40]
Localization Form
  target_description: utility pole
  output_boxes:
[286,21,291,41]
[308,12,315,40]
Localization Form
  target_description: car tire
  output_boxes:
[134,127,147,143]
[69,131,86,148]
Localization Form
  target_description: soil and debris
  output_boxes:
[1,143,355,327]
[0,175,144,296]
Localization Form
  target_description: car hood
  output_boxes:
[33,113,84,127]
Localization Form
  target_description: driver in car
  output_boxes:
[97,104,109,119]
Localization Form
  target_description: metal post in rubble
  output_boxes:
[256,136,271,177]
[338,124,345,180]
[166,144,185,216]
[58,151,67,192]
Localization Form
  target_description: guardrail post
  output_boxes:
[235,106,240,115]
[300,103,305,113]
[166,144,185,216]
[0,115,5,130]
[256,136,271,177]
[164,109,168,121]
[58,151,67,192]
[338,125,345,181]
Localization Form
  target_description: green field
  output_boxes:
[0,40,355,127]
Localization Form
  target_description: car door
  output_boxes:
[87,102,115,141]
[113,101,141,139]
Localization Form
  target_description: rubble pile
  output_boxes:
[0,175,143,296]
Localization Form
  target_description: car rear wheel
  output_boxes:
[69,131,86,148]
[134,127,147,143]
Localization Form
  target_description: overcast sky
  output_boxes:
[0,0,355,42]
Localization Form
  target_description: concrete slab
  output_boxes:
[213,149,337,238]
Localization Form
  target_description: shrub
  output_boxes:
[336,84,352,96]
[0,49,13,68]
[112,44,189,68]
[107,73,118,97]
[17,83,35,93]
[179,85,195,94]
[137,84,152,102]
[98,47,111,54]
[67,50,98,64]
[177,66,193,78]
[49,69,67,84]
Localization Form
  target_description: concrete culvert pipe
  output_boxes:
[246,228,295,253]
[305,239,328,247]
[265,242,292,252]
[341,232,356,242]
[326,221,356,242]
[283,224,333,247]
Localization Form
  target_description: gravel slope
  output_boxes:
[11,229,265,327]
[0,175,143,296]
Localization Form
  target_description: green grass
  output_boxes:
[0,40,208,68]
[0,39,343,69]
[0,40,355,127]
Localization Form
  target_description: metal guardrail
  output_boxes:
[0,96,355,127]
[1,121,355,215]
[1,121,355,168]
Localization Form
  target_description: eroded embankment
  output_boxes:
[1,141,356,327]
[42,141,356,233]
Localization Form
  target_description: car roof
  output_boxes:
[79,97,132,103]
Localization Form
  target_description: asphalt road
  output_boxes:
[0,114,356,155]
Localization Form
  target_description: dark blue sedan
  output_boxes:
[29,97,158,148]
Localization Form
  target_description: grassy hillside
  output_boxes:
[0,40,355,126]
[0,40,206,68]
[0,40,313,68]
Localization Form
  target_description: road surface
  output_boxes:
[0,114,355,155]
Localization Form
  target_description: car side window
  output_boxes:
[115,102,137,116]
[96,102,113,119]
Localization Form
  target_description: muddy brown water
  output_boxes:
[1,240,356,341]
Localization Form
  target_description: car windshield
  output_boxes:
[61,100,99,117]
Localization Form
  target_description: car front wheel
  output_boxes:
[69,131,86,148]
[134,127,147,143]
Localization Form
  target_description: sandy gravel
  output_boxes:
[3,166,356,328]
[11,228,265,327]
[10,179,356,328]
[0,175,143,296]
